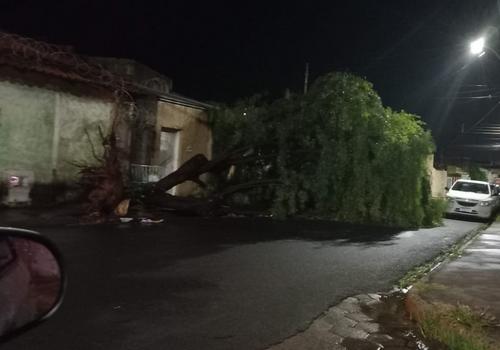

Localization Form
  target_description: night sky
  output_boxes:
[3,1,500,157]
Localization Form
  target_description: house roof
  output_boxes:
[159,92,214,110]
[0,32,213,109]
[91,57,173,93]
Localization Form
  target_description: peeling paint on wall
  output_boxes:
[0,80,113,184]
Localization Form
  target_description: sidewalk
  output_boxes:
[406,222,500,348]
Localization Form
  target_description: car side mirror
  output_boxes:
[445,187,449,191]
[0,228,65,342]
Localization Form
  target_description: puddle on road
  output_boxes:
[343,293,447,350]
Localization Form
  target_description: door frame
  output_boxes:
[159,127,181,194]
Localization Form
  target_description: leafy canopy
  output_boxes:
[210,72,437,227]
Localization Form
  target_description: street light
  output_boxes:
[470,37,486,56]
[470,36,500,60]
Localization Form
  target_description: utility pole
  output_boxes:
[303,62,309,94]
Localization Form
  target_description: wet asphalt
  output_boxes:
[2,217,481,350]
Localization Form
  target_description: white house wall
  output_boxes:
[0,79,114,184]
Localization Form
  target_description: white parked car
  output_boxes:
[446,179,500,219]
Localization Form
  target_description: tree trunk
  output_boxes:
[144,150,278,215]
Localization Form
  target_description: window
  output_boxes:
[451,181,489,194]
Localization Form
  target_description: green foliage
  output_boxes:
[423,198,447,227]
[210,72,437,227]
[468,164,488,181]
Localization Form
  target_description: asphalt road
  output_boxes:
[2,217,481,350]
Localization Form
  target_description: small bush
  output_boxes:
[468,164,488,182]
[423,198,447,227]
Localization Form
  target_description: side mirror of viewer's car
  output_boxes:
[0,228,65,342]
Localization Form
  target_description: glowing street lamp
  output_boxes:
[470,37,486,56]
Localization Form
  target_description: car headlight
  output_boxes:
[446,196,454,203]
[480,200,493,207]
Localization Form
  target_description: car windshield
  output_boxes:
[451,182,490,194]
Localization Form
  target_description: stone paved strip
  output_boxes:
[266,293,428,350]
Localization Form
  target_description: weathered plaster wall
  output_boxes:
[430,168,448,198]
[426,155,447,198]
[0,80,114,184]
[130,97,158,165]
[55,92,113,181]
[0,81,55,182]
[156,102,212,196]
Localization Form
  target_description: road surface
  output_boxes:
[2,217,481,350]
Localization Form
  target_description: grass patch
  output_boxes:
[398,224,487,288]
[399,261,442,289]
[420,304,492,350]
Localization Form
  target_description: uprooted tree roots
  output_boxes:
[78,131,125,223]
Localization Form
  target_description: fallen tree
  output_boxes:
[208,72,441,227]
[144,148,278,215]
[78,134,278,220]
[78,71,441,227]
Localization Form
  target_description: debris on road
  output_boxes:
[140,218,164,224]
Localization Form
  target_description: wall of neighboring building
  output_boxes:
[0,79,114,186]
[446,165,468,188]
[489,169,500,185]
[427,155,447,198]
[430,167,448,198]
[155,101,212,196]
